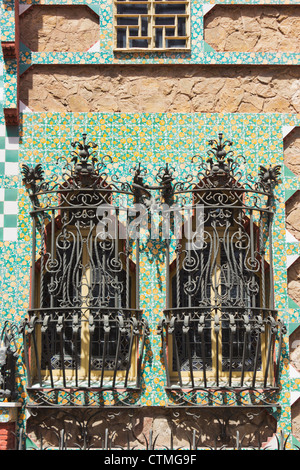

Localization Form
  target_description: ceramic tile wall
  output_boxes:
[0,0,300,449]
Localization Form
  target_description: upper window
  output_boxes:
[114,0,190,51]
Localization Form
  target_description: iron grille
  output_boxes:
[21,134,149,393]
[158,133,285,393]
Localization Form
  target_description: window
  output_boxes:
[114,0,190,50]
[21,135,148,393]
[160,133,285,392]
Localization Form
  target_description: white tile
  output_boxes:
[5,136,19,150]
[287,254,299,268]
[87,41,100,52]
[290,364,300,379]
[291,391,300,406]
[0,214,3,228]
[4,162,18,175]
[3,228,17,241]
[0,149,5,162]
[3,201,18,214]
[19,5,31,15]
[19,101,32,113]
[286,230,299,243]
[202,5,215,16]
[0,189,4,201]
[282,125,296,139]
[0,124,5,136]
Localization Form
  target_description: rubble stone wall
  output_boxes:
[20,64,300,114]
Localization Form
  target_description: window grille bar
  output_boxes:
[275,324,283,388]
[268,216,275,310]
[198,315,207,388]
[112,323,122,388]
[264,319,275,388]
[165,239,170,310]
[249,212,256,309]
[88,316,94,388]
[259,216,266,310]
[50,211,55,309]
[73,327,79,388]
[40,223,45,308]
[124,325,134,389]
[240,316,250,387]
[214,313,220,387]
[32,319,43,387]
[23,325,31,386]
[42,317,54,388]
[126,238,130,310]
[184,315,194,388]
[136,240,140,310]
[252,326,262,388]
[176,242,180,308]
[172,318,183,388]
[228,317,234,387]
[57,318,67,388]
[31,216,36,310]
[100,319,110,388]
[136,319,148,389]
[160,319,171,388]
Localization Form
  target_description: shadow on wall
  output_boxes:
[25,407,277,450]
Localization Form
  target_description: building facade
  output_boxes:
[0,0,300,450]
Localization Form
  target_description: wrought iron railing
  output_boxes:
[160,307,285,391]
[22,308,148,391]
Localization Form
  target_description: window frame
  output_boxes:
[113,0,191,52]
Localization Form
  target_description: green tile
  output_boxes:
[5,149,18,162]
[5,188,18,201]
[3,214,17,227]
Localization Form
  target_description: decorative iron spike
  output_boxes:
[207,132,233,161]
[258,164,281,192]
[21,163,44,187]
[70,133,99,183]
[131,162,152,204]
[206,132,234,178]
[156,162,175,203]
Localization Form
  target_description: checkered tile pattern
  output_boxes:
[0,124,19,175]
[0,32,19,241]
[0,188,18,241]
